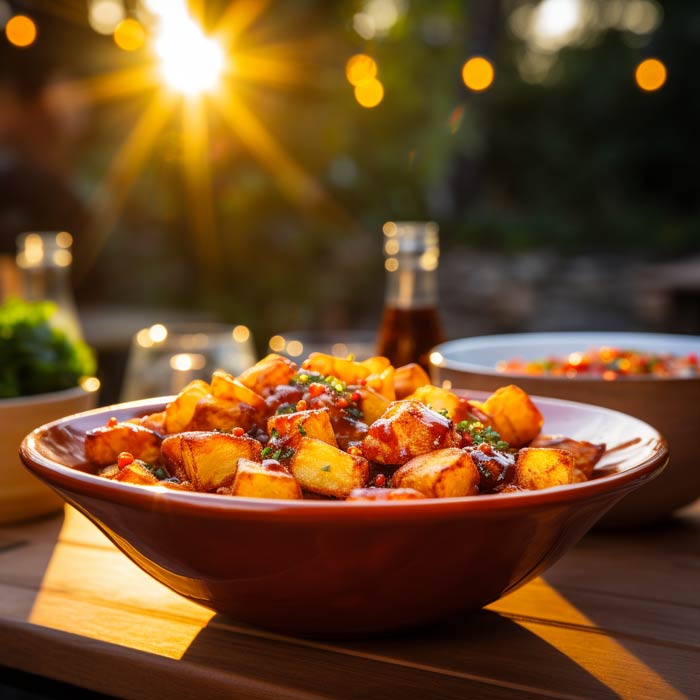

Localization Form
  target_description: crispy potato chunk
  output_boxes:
[360,356,392,375]
[530,435,605,478]
[231,458,302,499]
[237,353,298,396]
[404,385,469,422]
[514,447,575,491]
[85,423,162,467]
[267,408,338,448]
[391,448,479,498]
[210,371,267,412]
[394,363,431,400]
[187,394,261,433]
[128,411,166,434]
[164,380,211,434]
[161,431,262,492]
[361,400,459,465]
[346,487,426,501]
[365,366,396,401]
[302,353,372,385]
[355,387,391,425]
[113,461,160,486]
[289,437,370,498]
[473,385,544,448]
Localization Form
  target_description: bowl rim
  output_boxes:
[433,331,700,383]
[19,393,669,522]
[0,385,95,409]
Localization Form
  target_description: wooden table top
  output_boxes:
[0,502,698,700]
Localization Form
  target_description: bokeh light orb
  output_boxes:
[354,77,384,108]
[114,18,146,51]
[5,14,37,48]
[462,56,495,92]
[345,54,378,86]
[635,58,667,92]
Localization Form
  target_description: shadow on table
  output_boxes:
[181,608,618,699]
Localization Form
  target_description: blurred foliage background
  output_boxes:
[0,0,697,361]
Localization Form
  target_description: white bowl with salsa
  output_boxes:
[430,332,700,528]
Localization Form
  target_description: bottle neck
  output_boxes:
[384,254,439,310]
[21,266,83,342]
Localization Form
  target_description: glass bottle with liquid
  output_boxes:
[16,231,84,342]
[375,221,445,372]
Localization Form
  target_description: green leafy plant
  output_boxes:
[0,298,96,399]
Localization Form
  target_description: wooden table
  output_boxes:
[0,503,698,700]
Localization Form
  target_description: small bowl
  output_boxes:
[0,385,98,525]
[20,393,666,638]
[431,332,700,528]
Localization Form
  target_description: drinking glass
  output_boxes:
[120,322,257,401]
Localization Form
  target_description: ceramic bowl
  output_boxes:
[19,393,666,638]
[431,332,700,528]
[0,385,98,525]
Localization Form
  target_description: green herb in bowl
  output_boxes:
[0,298,96,398]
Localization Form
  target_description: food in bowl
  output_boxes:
[498,346,699,380]
[83,353,605,501]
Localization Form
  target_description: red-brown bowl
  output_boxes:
[19,392,667,638]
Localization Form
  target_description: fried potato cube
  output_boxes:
[514,447,575,491]
[404,385,469,422]
[365,366,396,401]
[356,387,391,425]
[394,363,431,400]
[361,400,459,465]
[530,435,605,478]
[289,437,370,498]
[391,448,479,498]
[360,356,392,374]
[187,394,261,433]
[346,487,426,501]
[236,353,298,396]
[128,411,166,434]
[475,385,544,448]
[231,458,303,499]
[210,370,267,412]
[302,353,372,385]
[114,461,160,486]
[267,407,338,448]
[97,464,120,479]
[85,423,162,467]
[164,379,211,434]
[161,431,262,492]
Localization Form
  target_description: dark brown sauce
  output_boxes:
[376,305,445,372]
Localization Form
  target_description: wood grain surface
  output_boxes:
[0,503,698,700]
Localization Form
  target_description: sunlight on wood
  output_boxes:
[28,507,214,659]
[491,579,687,700]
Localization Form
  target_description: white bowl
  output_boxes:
[431,332,700,528]
[0,385,98,525]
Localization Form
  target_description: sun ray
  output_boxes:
[215,0,272,46]
[181,96,221,281]
[231,52,305,88]
[212,90,323,209]
[66,65,159,105]
[80,90,178,278]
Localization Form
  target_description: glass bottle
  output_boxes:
[375,221,446,371]
[16,231,84,343]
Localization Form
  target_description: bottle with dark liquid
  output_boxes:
[375,221,445,372]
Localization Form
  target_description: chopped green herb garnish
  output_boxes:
[456,420,510,450]
[279,446,296,461]
[276,404,296,415]
[345,406,364,420]
[298,424,307,436]
[270,428,279,440]
[261,445,274,458]
[438,408,450,417]
[320,464,331,472]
